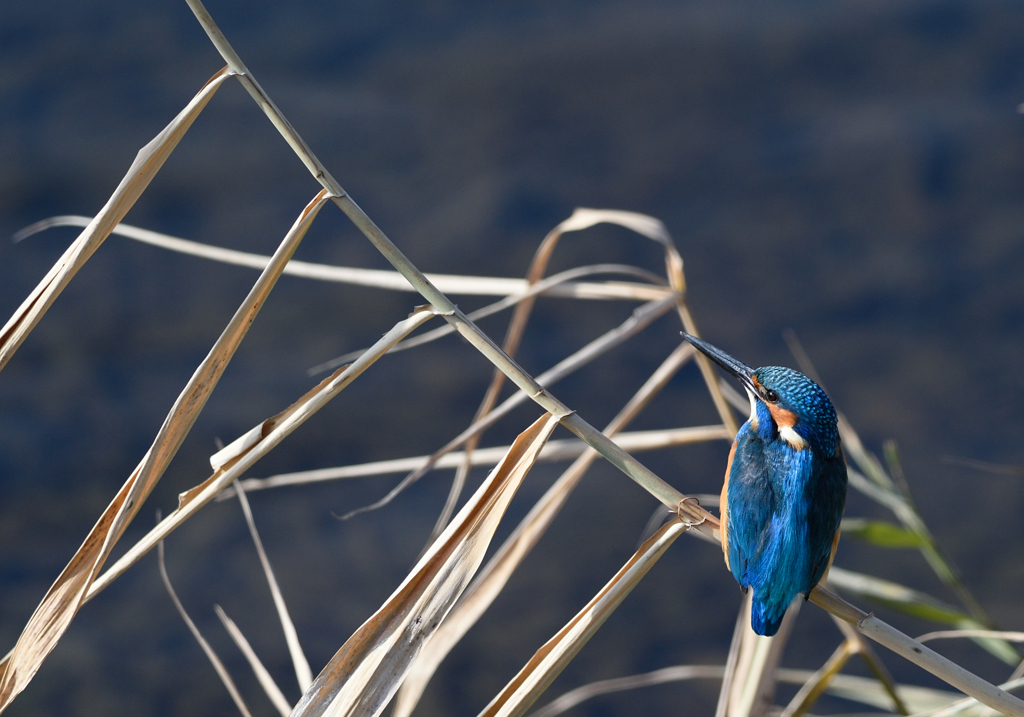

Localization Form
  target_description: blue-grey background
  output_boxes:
[1,1,1023,715]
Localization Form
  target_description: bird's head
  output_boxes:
[680,332,840,455]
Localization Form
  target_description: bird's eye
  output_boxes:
[764,389,780,403]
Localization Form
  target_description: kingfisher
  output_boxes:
[681,332,848,636]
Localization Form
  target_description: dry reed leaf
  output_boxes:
[720,597,801,717]
[554,208,672,244]
[88,308,437,601]
[235,481,313,691]
[160,543,253,717]
[310,261,667,375]
[392,342,699,717]
[215,605,294,717]
[477,518,690,717]
[778,641,855,717]
[0,67,232,374]
[303,262,663,378]
[916,630,1024,644]
[780,668,959,715]
[290,413,561,717]
[531,665,960,717]
[182,362,354,509]
[15,216,670,302]
[0,189,330,712]
[926,676,1024,717]
[531,665,727,717]
[715,593,751,717]
[222,424,729,498]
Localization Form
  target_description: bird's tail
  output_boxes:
[750,596,787,637]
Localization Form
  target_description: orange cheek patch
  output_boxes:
[767,404,798,428]
[767,404,808,449]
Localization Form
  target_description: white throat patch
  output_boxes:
[745,388,759,429]
[779,425,809,450]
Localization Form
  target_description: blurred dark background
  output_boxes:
[2,0,1024,715]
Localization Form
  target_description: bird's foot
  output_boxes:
[676,496,706,528]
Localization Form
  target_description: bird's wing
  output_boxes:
[805,447,849,591]
[723,427,774,588]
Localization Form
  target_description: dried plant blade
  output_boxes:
[916,630,1024,644]
[392,342,697,717]
[311,262,666,375]
[222,425,728,498]
[477,519,689,717]
[159,543,253,717]
[532,665,726,717]
[716,594,751,717]
[779,641,855,717]
[941,455,1024,476]
[775,669,960,714]
[86,308,437,603]
[925,676,1024,717]
[0,68,231,374]
[532,664,959,717]
[726,599,800,717]
[215,605,294,717]
[0,189,330,712]
[554,208,672,243]
[235,481,313,691]
[290,413,561,717]
[16,216,668,302]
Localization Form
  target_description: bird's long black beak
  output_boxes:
[680,332,759,395]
